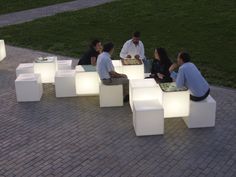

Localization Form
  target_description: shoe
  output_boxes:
[123,94,129,102]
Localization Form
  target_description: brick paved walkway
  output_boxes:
[0,45,236,177]
[0,0,114,27]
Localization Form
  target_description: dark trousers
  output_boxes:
[101,76,129,97]
[190,89,210,102]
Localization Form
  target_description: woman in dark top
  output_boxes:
[78,39,102,66]
[150,48,173,83]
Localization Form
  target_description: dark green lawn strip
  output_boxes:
[0,0,235,87]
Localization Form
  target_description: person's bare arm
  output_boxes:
[169,63,179,73]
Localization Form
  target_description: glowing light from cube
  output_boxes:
[123,63,144,80]
[75,66,100,95]
[161,83,190,118]
[34,56,57,83]
[112,60,123,73]
[0,40,6,62]
[129,79,162,111]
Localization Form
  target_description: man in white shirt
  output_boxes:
[120,31,145,60]
[97,42,129,102]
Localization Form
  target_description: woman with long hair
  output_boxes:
[150,47,173,83]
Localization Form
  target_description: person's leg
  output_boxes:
[110,76,129,96]
[190,89,210,102]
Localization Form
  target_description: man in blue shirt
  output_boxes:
[169,52,210,101]
[97,42,129,102]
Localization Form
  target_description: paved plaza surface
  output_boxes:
[0,45,235,177]
[0,0,114,27]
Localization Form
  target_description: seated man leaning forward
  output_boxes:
[96,42,129,102]
[120,31,145,61]
[169,52,210,101]
[78,39,102,66]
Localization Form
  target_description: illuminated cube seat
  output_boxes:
[99,83,123,107]
[123,63,144,80]
[75,65,99,96]
[16,63,34,77]
[34,56,57,83]
[160,82,190,118]
[129,79,162,111]
[133,100,164,136]
[55,70,76,98]
[15,73,43,102]
[57,60,72,70]
[0,40,6,62]
[183,95,216,128]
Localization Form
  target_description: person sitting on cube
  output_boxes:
[120,31,151,72]
[78,39,102,66]
[169,51,210,101]
[149,47,173,83]
[120,31,145,61]
[97,42,129,102]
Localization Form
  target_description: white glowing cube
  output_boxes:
[133,100,164,136]
[183,95,216,128]
[160,83,190,118]
[55,70,76,97]
[76,72,99,95]
[129,79,162,111]
[34,56,57,83]
[123,63,144,80]
[0,40,6,61]
[57,60,72,70]
[16,63,34,77]
[75,65,84,72]
[15,73,43,102]
[99,83,123,107]
[75,65,99,96]
[112,60,123,73]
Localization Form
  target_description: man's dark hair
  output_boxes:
[133,31,141,38]
[103,42,114,52]
[179,52,191,63]
[90,39,100,48]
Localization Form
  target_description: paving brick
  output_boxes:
[0,45,236,177]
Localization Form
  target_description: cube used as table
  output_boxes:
[183,95,216,128]
[129,79,162,111]
[99,83,123,107]
[133,100,164,136]
[15,73,43,102]
[123,63,144,80]
[57,60,72,70]
[34,56,57,83]
[75,65,99,96]
[0,40,6,62]
[112,60,123,73]
[160,82,190,118]
[16,63,34,77]
[55,70,76,97]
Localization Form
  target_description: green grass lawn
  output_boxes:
[0,0,235,87]
[0,0,74,14]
